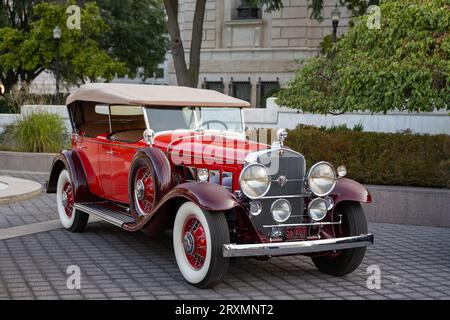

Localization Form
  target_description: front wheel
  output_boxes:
[312,202,368,276]
[56,169,88,232]
[173,202,230,288]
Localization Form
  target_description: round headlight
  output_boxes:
[239,164,270,199]
[271,199,291,223]
[307,162,337,196]
[308,198,328,221]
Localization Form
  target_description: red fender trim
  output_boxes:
[46,150,96,203]
[162,182,241,212]
[332,178,372,204]
[124,182,241,232]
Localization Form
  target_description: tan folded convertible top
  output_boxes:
[66,83,250,108]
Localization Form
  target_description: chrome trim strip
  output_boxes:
[263,218,342,229]
[74,204,125,227]
[261,194,310,199]
[223,234,374,258]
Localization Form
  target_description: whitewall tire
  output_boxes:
[56,169,88,232]
[173,202,230,288]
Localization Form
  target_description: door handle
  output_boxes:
[106,150,117,155]
[77,144,88,149]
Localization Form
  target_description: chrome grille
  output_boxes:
[246,148,306,234]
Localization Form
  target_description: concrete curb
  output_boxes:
[0,151,56,173]
[0,176,42,205]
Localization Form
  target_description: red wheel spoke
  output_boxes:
[182,217,208,270]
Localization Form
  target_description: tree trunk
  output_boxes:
[163,0,206,88]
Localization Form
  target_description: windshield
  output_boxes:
[144,107,196,132]
[144,106,244,134]
[197,108,244,134]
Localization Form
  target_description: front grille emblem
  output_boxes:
[277,175,287,187]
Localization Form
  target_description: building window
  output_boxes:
[229,78,252,103]
[235,0,261,20]
[202,78,225,93]
[257,79,280,108]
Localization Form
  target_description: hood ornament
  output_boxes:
[276,128,288,148]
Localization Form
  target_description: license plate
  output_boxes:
[285,226,307,240]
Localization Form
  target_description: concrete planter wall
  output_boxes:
[362,185,450,228]
[0,151,56,174]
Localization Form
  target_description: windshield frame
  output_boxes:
[143,106,246,135]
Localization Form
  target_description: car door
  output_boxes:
[99,139,139,205]
[73,133,104,197]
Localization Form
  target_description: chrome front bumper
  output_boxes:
[223,234,374,258]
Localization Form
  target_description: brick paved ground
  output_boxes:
[0,173,56,229]
[0,172,449,300]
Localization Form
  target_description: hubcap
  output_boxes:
[182,216,207,270]
[183,232,195,255]
[135,180,145,200]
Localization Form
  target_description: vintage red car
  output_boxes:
[47,83,373,288]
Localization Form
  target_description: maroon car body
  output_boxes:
[47,83,373,288]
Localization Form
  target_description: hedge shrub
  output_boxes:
[284,126,450,189]
[0,111,67,153]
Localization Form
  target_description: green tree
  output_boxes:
[96,0,168,81]
[277,0,450,114]
[0,1,126,92]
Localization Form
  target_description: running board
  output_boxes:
[74,203,135,227]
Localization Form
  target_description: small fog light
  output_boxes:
[308,198,328,221]
[324,196,334,210]
[197,168,209,182]
[249,201,262,216]
[271,199,291,223]
[337,165,347,177]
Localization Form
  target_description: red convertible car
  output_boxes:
[47,83,373,288]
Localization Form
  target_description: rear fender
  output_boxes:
[332,178,372,205]
[47,150,96,202]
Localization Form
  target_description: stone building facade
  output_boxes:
[170,0,350,107]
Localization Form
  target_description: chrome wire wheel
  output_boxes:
[56,169,88,232]
[62,181,74,219]
[182,216,208,270]
[134,165,155,216]
[173,202,230,288]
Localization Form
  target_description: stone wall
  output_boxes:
[171,0,352,107]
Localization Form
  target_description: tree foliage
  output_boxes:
[96,0,168,80]
[277,0,450,114]
[0,1,127,92]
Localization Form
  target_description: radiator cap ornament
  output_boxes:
[277,128,288,148]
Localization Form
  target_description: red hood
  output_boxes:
[153,131,269,165]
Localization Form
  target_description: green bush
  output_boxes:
[0,112,67,153]
[284,126,450,189]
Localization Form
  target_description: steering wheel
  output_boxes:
[202,120,229,131]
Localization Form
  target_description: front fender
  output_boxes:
[162,182,241,212]
[124,181,241,233]
[46,150,96,202]
[332,178,372,205]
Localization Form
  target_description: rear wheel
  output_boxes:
[173,202,230,288]
[130,157,157,218]
[56,169,88,232]
[312,202,368,276]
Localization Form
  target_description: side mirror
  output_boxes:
[143,129,155,145]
